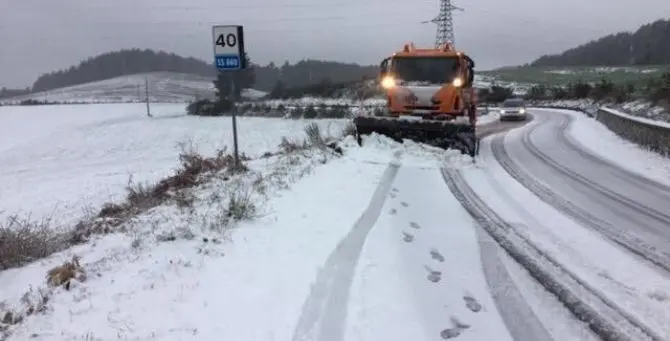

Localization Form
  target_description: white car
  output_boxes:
[499,98,528,121]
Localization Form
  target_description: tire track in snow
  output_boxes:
[490,117,670,273]
[525,114,670,227]
[291,162,400,341]
[441,167,658,341]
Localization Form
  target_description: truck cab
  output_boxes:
[377,43,476,123]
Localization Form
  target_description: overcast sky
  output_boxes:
[1,0,668,88]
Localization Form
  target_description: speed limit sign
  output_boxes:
[212,25,246,71]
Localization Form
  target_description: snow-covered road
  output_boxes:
[502,110,670,257]
[465,108,670,340]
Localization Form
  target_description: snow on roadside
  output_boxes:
[601,105,670,129]
[339,133,473,169]
[259,97,386,108]
[1,142,387,340]
[534,98,670,123]
[477,111,501,125]
[551,108,670,187]
[617,100,670,123]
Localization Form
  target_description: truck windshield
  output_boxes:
[503,99,525,107]
[390,56,459,85]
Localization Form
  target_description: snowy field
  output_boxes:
[0,102,348,226]
[1,72,267,104]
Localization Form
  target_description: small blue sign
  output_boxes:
[215,54,241,70]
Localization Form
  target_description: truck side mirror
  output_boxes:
[379,58,389,79]
[463,55,475,86]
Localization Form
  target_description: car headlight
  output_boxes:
[452,77,463,87]
[519,108,526,113]
[500,110,506,114]
[380,76,396,89]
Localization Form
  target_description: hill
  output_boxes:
[1,72,266,104]
[29,48,378,93]
[530,18,670,67]
[480,65,668,86]
[0,87,30,99]
[1,71,523,105]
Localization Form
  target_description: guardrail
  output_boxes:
[528,103,596,118]
[596,107,670,156]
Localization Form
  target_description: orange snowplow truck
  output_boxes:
[354,42,479,156]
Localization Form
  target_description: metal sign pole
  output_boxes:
[230,74,240,167]
[212,24,245,169]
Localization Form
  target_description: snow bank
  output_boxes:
[339,133,473,169]
[600,106,670,129]
[533,99,670,124]
[559,108,670,186]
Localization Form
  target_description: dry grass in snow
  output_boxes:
[0,122,349,339]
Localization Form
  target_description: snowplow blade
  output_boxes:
[353,116,479,157]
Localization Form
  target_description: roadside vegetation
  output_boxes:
[0,121,354,336]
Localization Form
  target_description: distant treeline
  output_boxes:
[531,18,670,66]
[29,48,378,93]
[0,87,31,99]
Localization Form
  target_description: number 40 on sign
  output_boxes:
[212,25,246,71]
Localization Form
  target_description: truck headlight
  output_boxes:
[381,76,396,89]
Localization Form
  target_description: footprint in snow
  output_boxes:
[389,208,397,215]
[402,232,414,243]
[430,249,445,262]
[400,201,409,207]
[409,222,421,229]
[440,316,470,339]
[424,265,441,283]
[648,290,670,302]
[463,295,482,313]
[389,192,397,199]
